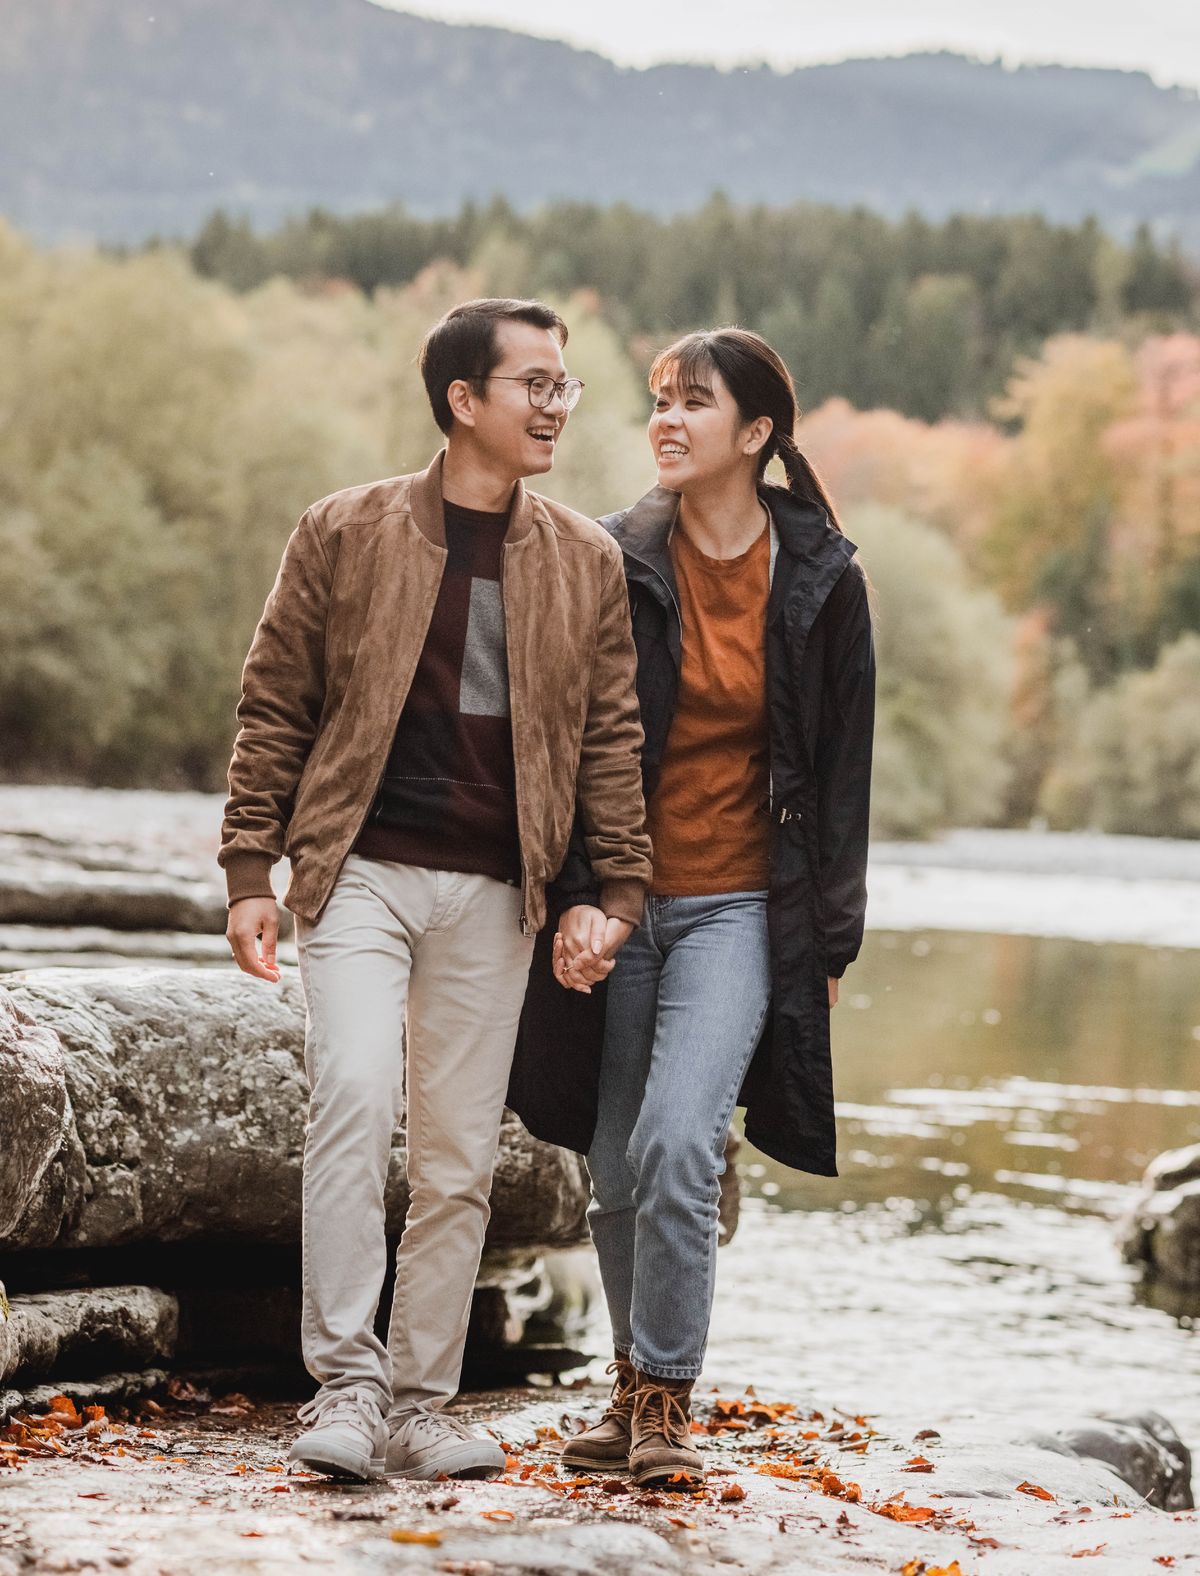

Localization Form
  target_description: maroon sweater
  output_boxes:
[354,500,520,883]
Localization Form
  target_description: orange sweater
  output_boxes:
[647,524,771,896]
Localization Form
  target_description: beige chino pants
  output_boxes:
[295,855,535,1422]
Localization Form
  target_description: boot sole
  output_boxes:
[629,1461,705,1490]
[559,1449,630,1473]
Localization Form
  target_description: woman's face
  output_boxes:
[648,364,765,492]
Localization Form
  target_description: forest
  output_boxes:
[3,202,1199,836]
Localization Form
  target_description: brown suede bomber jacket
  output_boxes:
[219,452,652,933]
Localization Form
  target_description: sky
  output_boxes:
[373,0,1200,92]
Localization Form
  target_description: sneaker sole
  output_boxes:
[289,1446,385,1482]
[385,1446,505,1482]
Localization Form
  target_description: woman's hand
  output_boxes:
[553,905,634,993]
[828,976,839,1008]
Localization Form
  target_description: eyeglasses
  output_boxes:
[480,375,585,411]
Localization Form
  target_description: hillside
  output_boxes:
[3,0,1200,243]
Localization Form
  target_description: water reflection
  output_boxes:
[707,930,1200,1452]
[745,930,1200,1214]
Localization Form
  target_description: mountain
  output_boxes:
[4,0,1200,245]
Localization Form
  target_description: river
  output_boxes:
[3,788,1198,1457]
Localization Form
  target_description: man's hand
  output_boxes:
[227,896,282,983]
[553,905,635,993]
[828,976,839,1009]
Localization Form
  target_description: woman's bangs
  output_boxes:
[648,338,717,400]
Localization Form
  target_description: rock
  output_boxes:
[0,1285,178,1388]
[0,857,230,933]
[0,1368,171,1425]
[1024,1410,1193,1511]
[0,966,589,1255]
[0,925,299,974]
[0,989,85,1240]
[1119,1142,1200,1292]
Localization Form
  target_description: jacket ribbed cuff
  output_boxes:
[224,852,277,908]
[599,878,647,929]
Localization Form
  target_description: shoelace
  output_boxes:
[396,1409,477,1445]
[630,1382,692,1446]
[600,1360,637,1423]
[297,1391,380,1431]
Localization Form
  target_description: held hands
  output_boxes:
[226,896,282,983]
[553,905,635,993]
[828,977,839,1008]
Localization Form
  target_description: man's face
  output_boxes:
[454,320,571,479]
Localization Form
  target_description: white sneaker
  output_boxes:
[288,1390,387,1481]
[385,1409,506,1480]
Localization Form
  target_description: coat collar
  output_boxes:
[409,448,536,548]
[605,482,857,621]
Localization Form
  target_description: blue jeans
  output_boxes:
[585,891,771,1379]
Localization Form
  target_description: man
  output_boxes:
[220,298,651,1483]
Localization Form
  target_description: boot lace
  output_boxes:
[601,1359,637,1423]
[630,1381,692,1447]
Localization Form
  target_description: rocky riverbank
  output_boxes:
[0,1383,1194,1576]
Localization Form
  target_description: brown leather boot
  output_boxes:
[627,1373,704,1488]
[560,1353,636,1472]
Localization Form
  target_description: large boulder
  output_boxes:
[0,1284,178,1389]
[1119,1143,1200,1293]
[0,967,589,1255]
[1023,1410,1193,1512]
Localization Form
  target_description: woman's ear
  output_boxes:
[743,415,773,458]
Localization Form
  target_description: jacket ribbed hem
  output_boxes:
[224,852,276,908]
[599,877,647,928]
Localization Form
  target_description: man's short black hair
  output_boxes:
[419,297,568,435]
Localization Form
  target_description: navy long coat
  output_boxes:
[507,482,875,1177]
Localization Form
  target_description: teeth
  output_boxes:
[660,444,688,457]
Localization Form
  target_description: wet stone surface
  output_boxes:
[1,1383,1197,1575]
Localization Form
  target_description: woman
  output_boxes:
[508,328,875,1488]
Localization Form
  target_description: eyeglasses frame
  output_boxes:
[475,374,585,411]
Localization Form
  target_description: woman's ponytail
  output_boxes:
[774,428,842,534]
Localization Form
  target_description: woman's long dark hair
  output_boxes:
[649,327,842,533]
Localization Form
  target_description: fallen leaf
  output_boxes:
[1154,1560,1175,1569]
[667,1515,695,1529]
[1071,1548,1107,1559]
[1017,1481,1055,1501]
[720,1483,746,1503]
[391,1529,443,1545]
[872,1501,936,1523]
[904,1456,936,1473]
[479,1510,514,1522]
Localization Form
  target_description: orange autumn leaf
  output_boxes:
[721,1483,747,1503]
[873,1500,936,1523]
[904,1456,936,1473]
[1017,1481,1055,1501]
[1071,1548,1107,1559]
[390,1529,443,1545]
[819,1471,862,1503]
[46,1397,84,1429]
[480,1510,515,1522]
